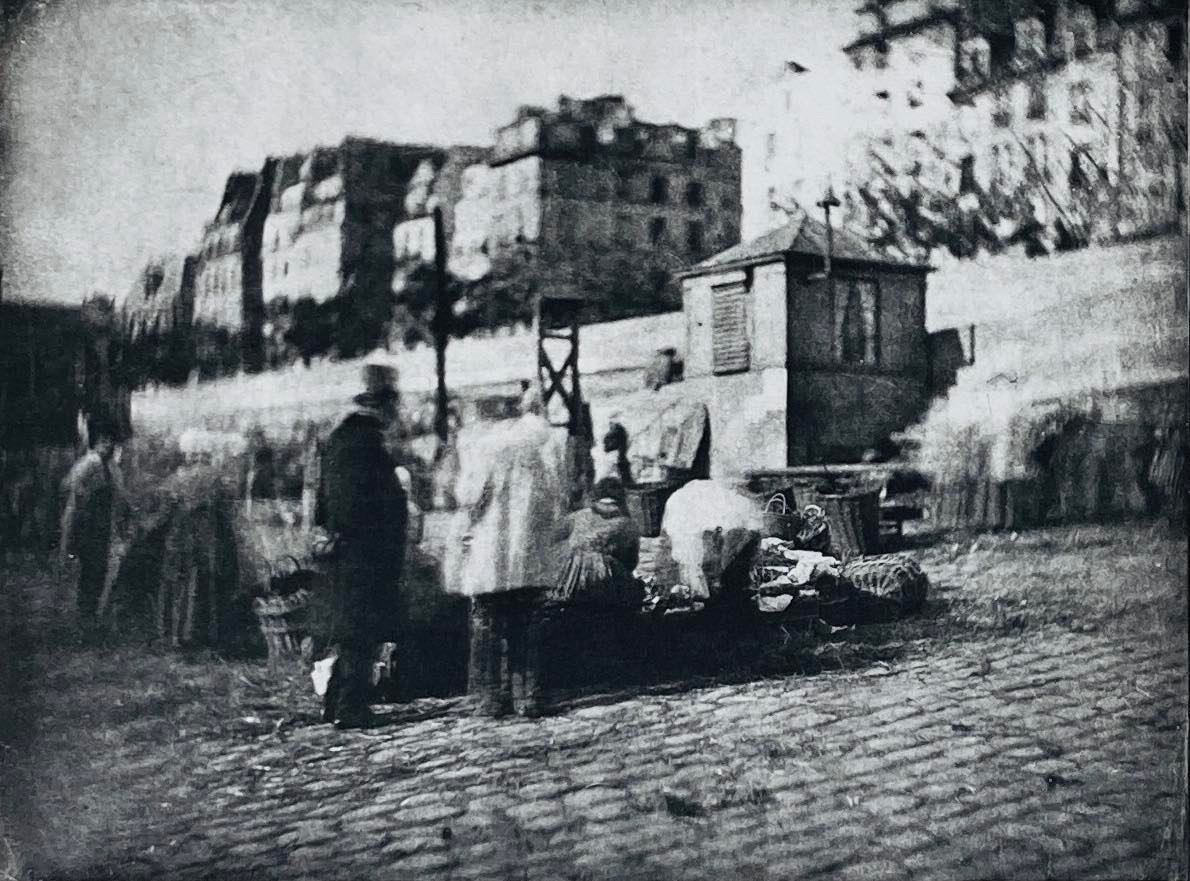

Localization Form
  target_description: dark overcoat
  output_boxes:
[315,411,408,645]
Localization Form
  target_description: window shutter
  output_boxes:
[712,283,750,374]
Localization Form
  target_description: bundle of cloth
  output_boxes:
[749,535,929,623]
[750,539,844,614]
[655,480,765,602]
[648,480,929,625]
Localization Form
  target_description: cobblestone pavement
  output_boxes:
[48,626,1186,881]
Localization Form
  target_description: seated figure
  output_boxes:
[551,477,642,610]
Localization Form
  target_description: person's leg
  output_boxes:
[77,545,106,623]
[330,640,375,727]
[513,593,546,718]
[469,596,512,717]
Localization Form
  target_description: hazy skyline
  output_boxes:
[1,0,856,305]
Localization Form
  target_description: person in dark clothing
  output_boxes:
[59,414,124,625]
[552,477,641,609]
[246,428,276,500]
[601,423,634,488]
[316,364,408,729]
[546,477,643,690]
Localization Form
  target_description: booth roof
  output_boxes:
[684,213,929,276]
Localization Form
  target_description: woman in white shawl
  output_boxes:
[443,390,572,716]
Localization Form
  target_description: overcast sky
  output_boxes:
[0,0,857,305]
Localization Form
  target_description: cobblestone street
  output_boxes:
[37,634,1190,880]
[3,526,1187,881]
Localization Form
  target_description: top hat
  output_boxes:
[353,363,399,408]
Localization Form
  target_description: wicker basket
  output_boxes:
[253,557,317,671]
[761,493,802,541]
[789,481,882,562]
[253,589,312,669]
[625,480,684,538]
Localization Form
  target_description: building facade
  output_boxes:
[484,95,743,318]
[391,145,489,272]
[261,139,446,308]
[121,254,198,384]
[938,0,1187,244]
[123,254,197,343]
[745,0,1186,257]
[192,162,277,371]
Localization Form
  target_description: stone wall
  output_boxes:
[681,261,789,475]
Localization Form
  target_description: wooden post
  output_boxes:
[536,294,584,434]
[432,206,450,454]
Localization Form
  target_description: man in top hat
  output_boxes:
[316,363,409,729]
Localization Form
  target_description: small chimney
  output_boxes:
[705,117,737,146]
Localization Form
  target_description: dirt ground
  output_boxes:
[0,521,1186,880]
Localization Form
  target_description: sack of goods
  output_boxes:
[838,553,929,614]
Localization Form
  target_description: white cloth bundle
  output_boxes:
[660,480,765,600]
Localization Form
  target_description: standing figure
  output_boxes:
[59,414,124,626]
[444,390,571,718]
[596,422,634,487]
[316,364,408,729]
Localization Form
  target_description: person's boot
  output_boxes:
[333,705,377,730]
[332,648,378,729]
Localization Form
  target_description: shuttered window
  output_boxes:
[712,282,750,374]
[834,278,880,366]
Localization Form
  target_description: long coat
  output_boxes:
[442,415,570,597]
[315,411,408,645]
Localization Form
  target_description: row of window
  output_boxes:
[710,278,881,375]
[980,137,1113,194]
[554,214,711,254]
[959,8,1101,83]
[646,217,705,253]
[199,263,240,300]
[202,233,238,261]
[958,15,1183,84]
[491,165,722,208]
[992,80,1094,128]
[488,208,725,256]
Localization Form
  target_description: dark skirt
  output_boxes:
[551,550,642,609]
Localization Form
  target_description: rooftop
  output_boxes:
[212,172,260,227]
[685,213,929,276]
